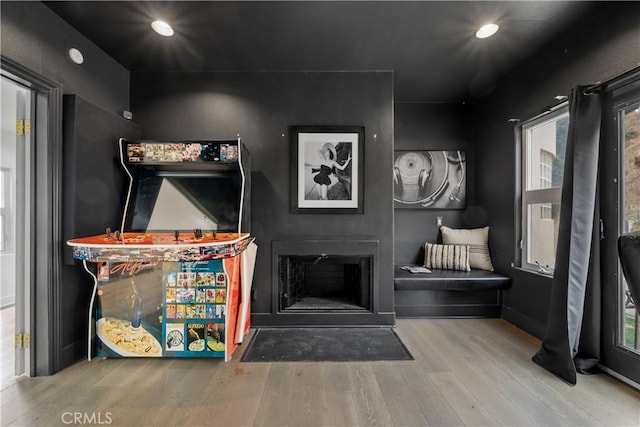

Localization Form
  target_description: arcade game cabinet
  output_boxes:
[68,138,257,361]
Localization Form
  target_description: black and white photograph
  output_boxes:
[393,150,466,209]
[291,126,364,214]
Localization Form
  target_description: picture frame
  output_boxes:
[291,126,364,214]
[393,150,466,209]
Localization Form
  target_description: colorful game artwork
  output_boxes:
[216,273,227,288]
[165,324,184,352]
[206,305,216,319]
[200,143,220,162]
[126,143,144,162]
[176,305,186,319]
[178,272,196,288]
[215,304,225,319]
[164,143,184,162]
[206,288,216,303]
[177,288,195,303]
[97,262,110,281]
[225,144,238,161]
[183,143,202,162]
[197,272,215,287]
[215,289,226,304]
[206,323,225,352]
[184,305,194,318]
[165,288,176,303]
[196,288,206,303]
[144,143,165,161]
[166,272,177,287]
[187,323,206,351]
[166,304,177,319]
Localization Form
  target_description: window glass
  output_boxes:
[526,202,561,268]
[520,107,568,273]
[540,150,553,189]
[623,104,640,234]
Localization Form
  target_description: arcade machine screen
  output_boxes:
[128,171,242,233]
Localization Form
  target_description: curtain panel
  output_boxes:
[532,86,602,385]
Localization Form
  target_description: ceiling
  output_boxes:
[43,1,600,103]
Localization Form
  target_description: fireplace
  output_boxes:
[279,254,371,311]
[272,240,379,315]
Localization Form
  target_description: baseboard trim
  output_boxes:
[62,338,87,369]
[598,365,640,391]
[502,305,545,339]
[251,312,396,327]
[1,296,16,309]
[395,305,501,318]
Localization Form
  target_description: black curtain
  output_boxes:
[532,86,602,385]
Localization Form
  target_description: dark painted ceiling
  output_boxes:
[44,1,600,103]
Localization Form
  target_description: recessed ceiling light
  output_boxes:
[68,48,84,64]
[475,23,499,39]
[151,20,174,37]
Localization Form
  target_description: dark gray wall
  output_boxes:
[473,2,640,337]
[1,2,132,370]
[394,103,485,265]
[130,71,395,325]
[1,2,130,114]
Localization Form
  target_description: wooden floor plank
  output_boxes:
[253,364,295,427]
[371,362,430,426]
[348,363,394,427]
[287,363,327,426]
[395,361,464,426]
[320,363,359,427]
[185,361,270,427]
[394,320,454,373]
[1,318,639,427]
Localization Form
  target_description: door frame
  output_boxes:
[600,70,640,387]
[1,56,63,375]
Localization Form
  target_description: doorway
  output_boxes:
[619,99,640,353]
[1,58,63,378]
[601,75,640,387]
[0,75,33,388]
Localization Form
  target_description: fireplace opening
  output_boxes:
[278,254,372,311]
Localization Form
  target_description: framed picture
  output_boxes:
[291,126,364,214]
[393,150,466,209]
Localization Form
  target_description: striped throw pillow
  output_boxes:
[424,243,470,271]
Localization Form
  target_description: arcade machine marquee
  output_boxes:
[67,138,257,361]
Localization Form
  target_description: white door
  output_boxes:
[1,75,33,386]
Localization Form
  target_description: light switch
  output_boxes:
[436,216,443,227]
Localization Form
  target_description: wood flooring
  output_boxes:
[2,318,639,426]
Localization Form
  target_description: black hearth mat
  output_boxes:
[240,327,414,362]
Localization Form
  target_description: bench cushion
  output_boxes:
[394,266,511,291]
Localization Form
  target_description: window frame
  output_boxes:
[518,103,569,275]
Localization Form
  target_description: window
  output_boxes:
[0,168,10,252]
[520,106,569,274]
[539,150,553,188]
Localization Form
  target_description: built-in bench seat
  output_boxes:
[394,265,511,318]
